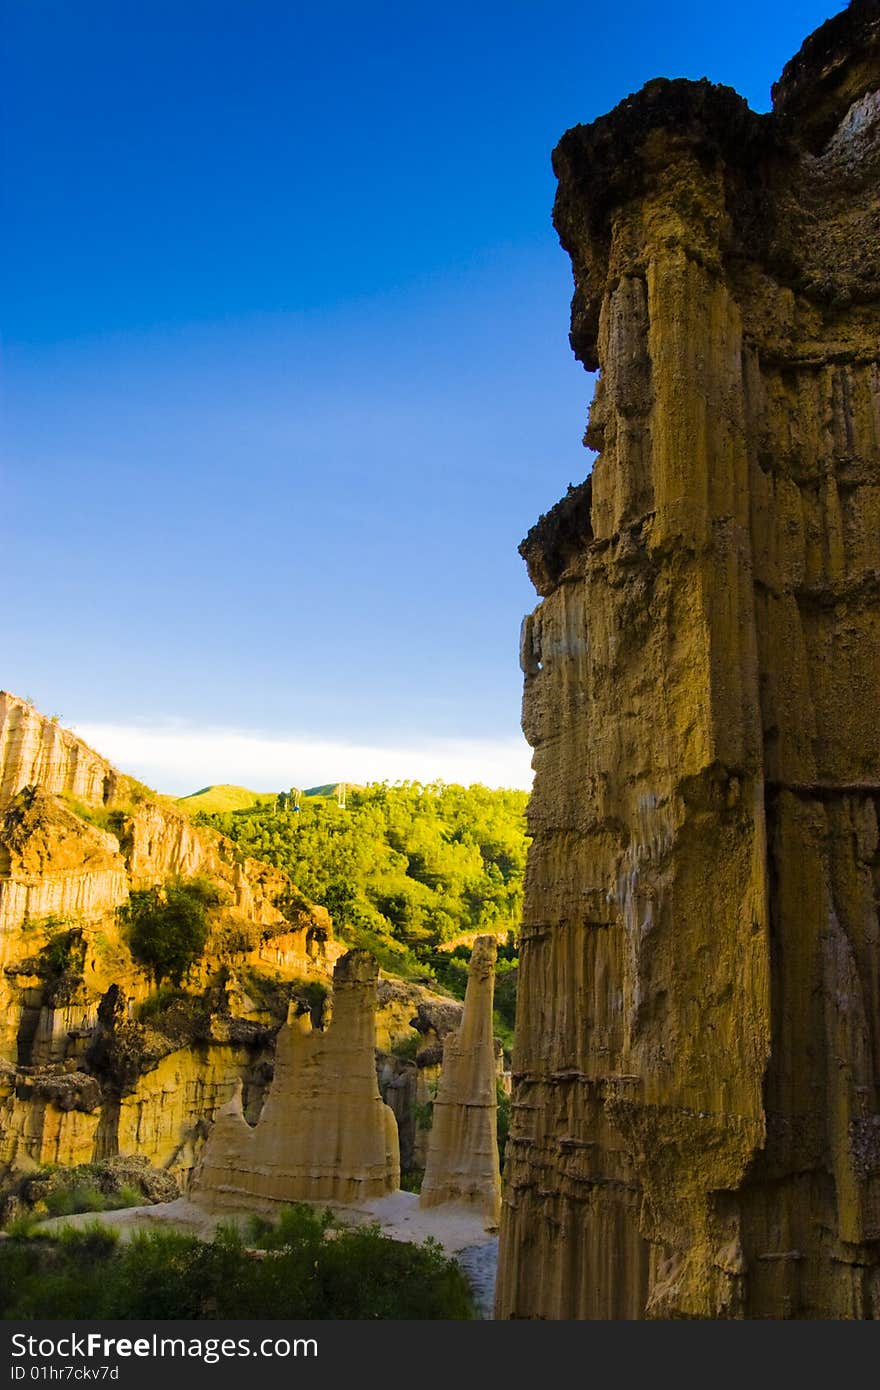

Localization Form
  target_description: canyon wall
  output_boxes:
[497,1,880,1319]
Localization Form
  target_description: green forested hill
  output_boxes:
[198,781,528,1000]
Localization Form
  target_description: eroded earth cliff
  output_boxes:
[0,694,338,1189]
[497,0,880,1319]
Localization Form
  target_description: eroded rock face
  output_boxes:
[420,936,501,1228]
[497,1,880,1320]
[0,693,131,811]
[192,950,400,1209]
[0,789,129,940]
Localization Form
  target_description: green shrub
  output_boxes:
[492,1010,515,1058]
[45,1187,95,1218]
[43,1182,144,1220]
[5,1215,39,1239]
[246,1203,333,1250]
[40,930,86,981]
[0,1205,474,1319]
[112,1186,145,1211]
[123,877,220,985]
[57,1223,120,1258]
[61,798,127,838]
[414,1098,435,1132]
[21,913,75,937]
[135,985,189,1021]
[391,1031,421,1061]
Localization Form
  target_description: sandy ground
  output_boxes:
[337,1190,496,1252]
[36,1189,494,1254]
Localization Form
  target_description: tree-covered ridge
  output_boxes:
[198,782,528,986]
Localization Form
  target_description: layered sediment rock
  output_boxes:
[0,693,131,810]
[0,694,323,935]
[0,789,131,1062]
[0,1064,103,1170]
[497,1,880,1319]
[420,936,501,1228]
[0,790,128,942]
[192,950,400,1209]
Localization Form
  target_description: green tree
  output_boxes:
[123,877,219,986]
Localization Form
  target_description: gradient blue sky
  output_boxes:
[2,1,838,792]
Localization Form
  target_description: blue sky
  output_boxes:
[2,1,838,792]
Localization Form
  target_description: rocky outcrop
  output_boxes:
[114,1043,271,1177]
[0,789,128,936]
[497,1,880,1320]
[1,1154,179,1227]
[420,936,501,1228]
[0,1063,103,1170]
[374,978,461,1053]
[1,982,295,1186]
[0,789,131,1062]
[192,950,400,1209]
[0,693,132,811]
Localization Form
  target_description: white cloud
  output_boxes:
[71,720,534,797]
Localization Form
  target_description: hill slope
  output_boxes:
[177,784,276,814]
[198,781,527,1024]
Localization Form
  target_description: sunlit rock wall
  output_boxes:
[0,693,131,810]
[497,0,880,1320]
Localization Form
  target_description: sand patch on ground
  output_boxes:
[35,1190,495,1255]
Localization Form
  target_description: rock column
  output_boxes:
[420,935,501,1229]
[193,949,400,1209]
